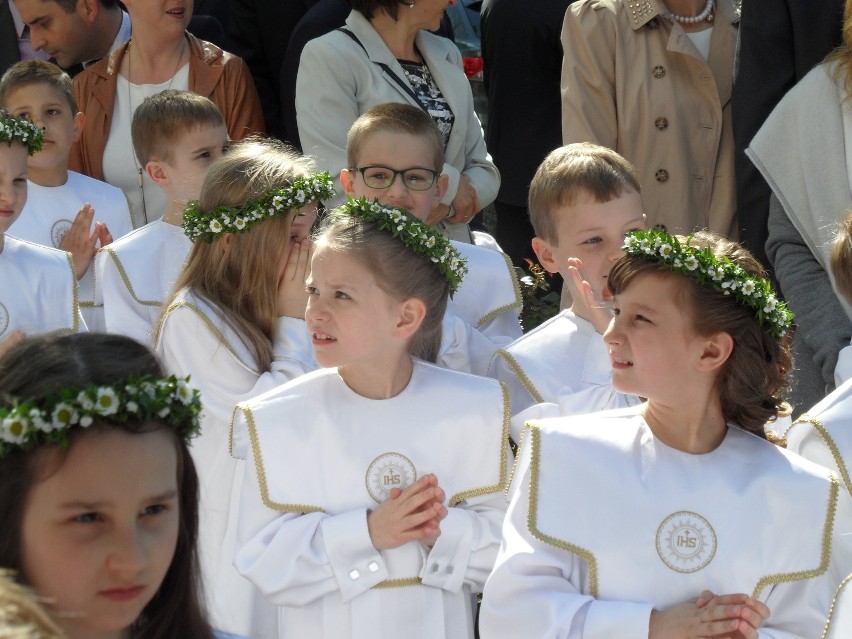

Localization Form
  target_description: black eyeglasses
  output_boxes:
[351,165,441,191]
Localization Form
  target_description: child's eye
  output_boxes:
[582,237,603,245]
[140,503,168,517]
[73,512,103,524]
[306,286,318,295]
[635,314,651,323]
[15,111,31,121]
[46,108,60,117]
[335,291,350,300]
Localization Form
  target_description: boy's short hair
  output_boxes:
[0,60,77,113]
[529,143,641,244]
[49,0,118,12]
[831,210,852,303]
[131,89,225,165]
[346,103,444,171]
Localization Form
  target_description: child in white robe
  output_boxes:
[487,144,644,418]
[233,200,509,639]
[155,139,333,638]
[95,90,228,344]
[481,230,850,638]
[0,108,83,359]
[0,61,132,332]
[340,103,522,375]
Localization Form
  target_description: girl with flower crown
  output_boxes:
[480,230,852,638]
[231,200,509,639]
[0,332,216,639]
[155,137,334,638]
[0,108,85,353]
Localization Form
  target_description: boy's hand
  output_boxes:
[650,591,769,639]
[565,257,612,334]
[367,474,446,550]
[59,204,112,280]
[276,239,312,318]
[446,176,480,224]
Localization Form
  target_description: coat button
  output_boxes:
[655,169,669,183]
[655,117,669,130]
[653,65,666,78]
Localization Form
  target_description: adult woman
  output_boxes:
[561,0,738,239]
[295,0,499,241]
[746,0,852,413]
[70,0,264,228]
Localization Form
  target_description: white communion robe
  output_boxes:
[439,241,522,375]
[480,407,845,639]
[232,361,510,639]
[0,236,85,337]
[156,288,318,638]
[13,173,133,331]
[487,309,640,417]
[95,219,191,344]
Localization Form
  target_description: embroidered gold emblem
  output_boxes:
[0,302,8,336]
[656,511,717,573]
[366,452,416,503]
[50,219,73,248]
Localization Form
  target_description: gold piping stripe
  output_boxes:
[50,251,80,335]
[493,348,544,405]
[474,251,523,329]
[526,424,599,598]
[785,415,852,497]
[104,247,164,307]
[448,381,511,506]
[157,300,261,375]
[752,474,838,599]
[506,425,529,499]
[822,572,852,638]
[243,404,324,514]
[372,577,422,589]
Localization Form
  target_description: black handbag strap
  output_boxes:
[336,28,431,115]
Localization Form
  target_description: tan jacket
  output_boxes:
[70,33,265,180]
[561,0,738,238]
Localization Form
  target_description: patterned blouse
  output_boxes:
[398,59,455,149]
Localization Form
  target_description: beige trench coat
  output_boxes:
[561,0,738,238]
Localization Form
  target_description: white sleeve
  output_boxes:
[479,438,653,639]
[835,342,852,387]
[439,312,509,375]
[420,490,506,593]
[96,248,154,344]
[234,442,390,606]
[487,349,541,417]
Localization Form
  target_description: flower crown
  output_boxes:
[332,198,468,295]
[182,172,335,243]
[0,109,44,156]
[622,229,793,338]
[0,374,202,457]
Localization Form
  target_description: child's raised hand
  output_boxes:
[565,257,612,334]
[59,204,110,280]
[649,591,769,639]
[0,331,25,360]
[276,238,313,318]
[367,474,447,550]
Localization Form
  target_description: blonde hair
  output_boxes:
[131,90,225,165]
[529,143,641,244]
[346,103,444,170]
[831,210,852,303]
[827,0,852,97]
[0,570,64,638]
[314,215,449,362]
[164,138,315,371]
[0,60,76,113]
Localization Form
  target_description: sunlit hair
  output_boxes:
[529,142,641,244]
[0,60,77,114]
[608,231,792,435]
[131,89,225,165]
[0,570,64,638]
[830,210,852,303]
[347,102,444,170]
[0,333,213,639]
[163,137,315,372]
[314,215,449,362]
[827,0,852,98]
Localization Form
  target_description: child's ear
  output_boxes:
[72,112,85,143]
[395,297,427,339]
[145,160,168,187]
[531,236,560,275]
[339,168,357,197]
[697,331,734,373]
[436,173,449,200]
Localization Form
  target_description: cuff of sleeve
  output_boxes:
[322,508,389,602]
[441,163,461,204]
[584,600,653,639]
[420,508,472,592]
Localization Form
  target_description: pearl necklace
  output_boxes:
[660,0,715,24]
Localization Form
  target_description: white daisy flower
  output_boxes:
[95,387,119,416]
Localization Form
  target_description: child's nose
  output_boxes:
[106,526,148,577]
